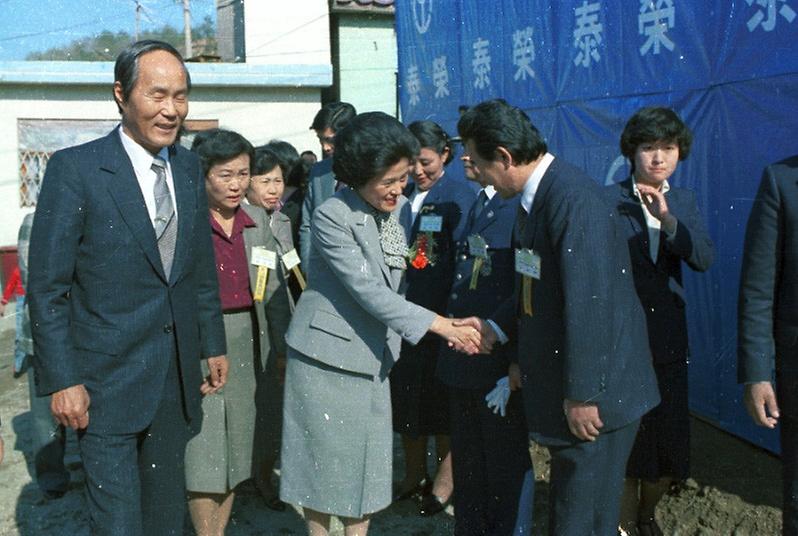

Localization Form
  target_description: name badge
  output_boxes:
[467,234,488,258]
[281,248,301,271]
[251,247,277,269]
[515,248,541,279]
[419,215,443,233]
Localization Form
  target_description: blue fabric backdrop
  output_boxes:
[397,0,798,453]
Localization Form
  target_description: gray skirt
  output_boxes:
[279,348,392,518]
[185,309,259,493]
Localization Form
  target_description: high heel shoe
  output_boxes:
[419,492,451,516]
[393,476,432,502]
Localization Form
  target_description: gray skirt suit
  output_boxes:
[185,203,292,493]
[280,188,435,517]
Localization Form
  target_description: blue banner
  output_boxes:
[397,0,798,453]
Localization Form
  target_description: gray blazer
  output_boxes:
[286,188,435,378]
[240,204,292,360]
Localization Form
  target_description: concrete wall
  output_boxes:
[338,14,397,115]
[244,0,331,66]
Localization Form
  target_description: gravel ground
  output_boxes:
[0,306,783,535]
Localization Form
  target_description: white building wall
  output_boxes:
[244,0,331,66]
[0,84,322,246]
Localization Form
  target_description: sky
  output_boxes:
[0,0,216,60]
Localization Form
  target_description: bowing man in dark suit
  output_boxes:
[457,99,660,535]
[607,107,714,536]
[28,41,228,536]
[739,155,798,535]
[436,152,532,535]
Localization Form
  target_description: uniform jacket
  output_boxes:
[286,188,436,379]
[492,158,660,445]
[400,173,476,315]
[437,191,520,389]
[28,129,226,434]
[607,178,714,365]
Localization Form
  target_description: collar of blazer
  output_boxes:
[469,189,512,235]
[405,173,449,240]
[269,210,295,254]
[101,128,195,285]
[618,177,660,265]
[520,158,559,247]
[240,203,279,286]
[340,188,396,288]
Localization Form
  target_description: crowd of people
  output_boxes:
[1,38,796,536]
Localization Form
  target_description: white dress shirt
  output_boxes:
[118,127,179,227]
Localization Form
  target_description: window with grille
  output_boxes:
[17,119,118,208]
[17,119,218,207]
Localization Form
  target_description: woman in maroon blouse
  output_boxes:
[185,129,291,536]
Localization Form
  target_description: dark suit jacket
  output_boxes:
[607,178,714,365]
[400,173,476,315]
[28,129,226,434]
[299,158,336,270]
[492,158,660,446]
[739,156,798,383]
[437,191,520,389]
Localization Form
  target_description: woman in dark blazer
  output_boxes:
[391,121,476,515]
[607,107,715,536]
[279,112,481,536]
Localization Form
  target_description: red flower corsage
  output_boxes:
[408,232,437,269]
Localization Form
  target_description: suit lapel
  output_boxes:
[168,146,197,284]
[102,132,167,281]
[346,190,394,287]
[241,206,272,293]
[470,192,503,236]
[619,178,655,265]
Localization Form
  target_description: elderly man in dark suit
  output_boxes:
[739,155,798,535]
[28,40,228,536]
[457,99,660,535]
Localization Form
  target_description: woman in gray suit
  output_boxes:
[279,112,482,536]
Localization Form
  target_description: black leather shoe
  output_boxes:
[393,477,432,502]
[419,493,450,516]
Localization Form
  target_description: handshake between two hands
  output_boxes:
[431,315,497,355]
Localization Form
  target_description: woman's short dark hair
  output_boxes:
[310,102,357,133]
[457,99,547,164]
[261,140,299,178]
[113,40,190,115]
[332,112,420,189]
[408,120,455,165]
[620,107,693,166]
[191,129,254,177]
[252,148,282,176]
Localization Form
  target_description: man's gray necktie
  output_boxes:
[151,156,176,278]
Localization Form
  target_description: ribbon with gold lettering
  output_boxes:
[522,275,534,316]
[254,266,269,302]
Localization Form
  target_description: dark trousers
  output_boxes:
[546,419,640,536]
[449,386,532,536]
[27,367,69,495]
[78,353,192,536]
[778,372,798,535]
